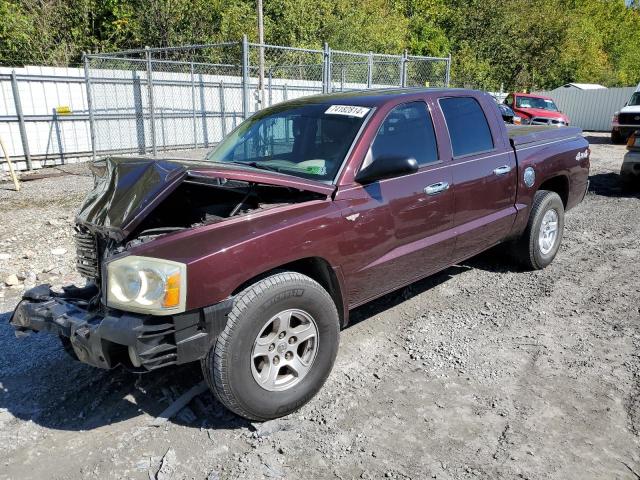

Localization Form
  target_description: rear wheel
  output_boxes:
[201,272,340,421]
[513,190,565,270]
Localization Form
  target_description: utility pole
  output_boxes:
[257,0,265,109]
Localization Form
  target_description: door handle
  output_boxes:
[493,165,512,176]
[424,182,450,196]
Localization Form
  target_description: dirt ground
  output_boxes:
[0,132,638,480]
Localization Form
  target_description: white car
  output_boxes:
[621,130,640,185]
[612,86,640,144]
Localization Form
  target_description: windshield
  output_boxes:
[628,92,640,106]
[205,103,370,182]
[515,96,559,111]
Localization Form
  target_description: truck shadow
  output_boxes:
[589,172,640,198]
[0,248,524,433]
[348,247,521,328]
[582,134,612,145]
[0,311,250,433]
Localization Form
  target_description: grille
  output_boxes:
[74,226,100,281]
[618,113,640,126]
[530,117,567,126]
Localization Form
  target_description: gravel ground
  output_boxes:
[0,132,638,480]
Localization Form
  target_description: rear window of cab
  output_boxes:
[439,97,494,157]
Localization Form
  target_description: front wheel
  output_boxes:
[611,129,625,145]
[513,190,565,270]
[201,272,340,421]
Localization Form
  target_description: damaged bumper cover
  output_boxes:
[9,284,232,371]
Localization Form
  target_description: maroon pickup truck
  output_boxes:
[10,89,590,421]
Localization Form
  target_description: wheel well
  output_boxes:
[539,175,569,208]
[231,257,346,327]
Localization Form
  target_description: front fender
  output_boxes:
[127,199,348,310]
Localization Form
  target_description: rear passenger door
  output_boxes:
[437,96,517,261]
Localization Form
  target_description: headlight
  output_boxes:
[521,117,531,125]
[106,256,186,315]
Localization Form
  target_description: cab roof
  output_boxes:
[274,87,479,108]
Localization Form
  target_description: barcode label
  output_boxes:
[325,105,371,118]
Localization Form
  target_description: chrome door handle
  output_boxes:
[493,165,512,175]
[424,182,450,196]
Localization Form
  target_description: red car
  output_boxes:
[11,89,590,421]
[504,92,570,126]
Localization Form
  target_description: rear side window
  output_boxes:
[440,97,494,157]
[370,102,438,166]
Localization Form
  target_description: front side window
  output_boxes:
[440,97,494,157]
[369,102,438,167]
[206,103,369,182]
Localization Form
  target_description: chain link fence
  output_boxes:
[83,38,452,159]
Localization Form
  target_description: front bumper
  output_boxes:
[9,284,232,371]
[612,126,638,137]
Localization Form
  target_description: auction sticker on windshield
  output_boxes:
[325,105,371,117]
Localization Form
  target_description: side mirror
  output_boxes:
[355,156,419,184]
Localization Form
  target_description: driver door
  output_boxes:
[336,101,455,306]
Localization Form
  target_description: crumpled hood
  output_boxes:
[76,156,334,241]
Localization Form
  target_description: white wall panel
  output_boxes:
[535,87,637,131]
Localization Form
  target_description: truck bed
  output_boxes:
[507,125,583,148]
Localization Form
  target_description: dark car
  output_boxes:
[11,88,590,421]
[497,103,521,124]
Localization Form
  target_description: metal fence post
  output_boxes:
[132,73,146,154]
[367,52,373,89]
[10,70,32,169]
[445,53,451,87]
[322,43,330,94]
[242,35,250,119]
[190,62,197,148]
[400,51,408,88]
[219,81,227,137]
[145,46,157,155]
[52,108,65,163]
[82,54,97,162]
[268,69,273,106]
[327,45,332,93]
[198,74,209,148]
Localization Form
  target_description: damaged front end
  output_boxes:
[10,156,330,370]
[11,284,232,370]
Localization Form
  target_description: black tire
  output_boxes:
[611,130,625,145]
[513,190,565,270]
[201,272,340,421]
